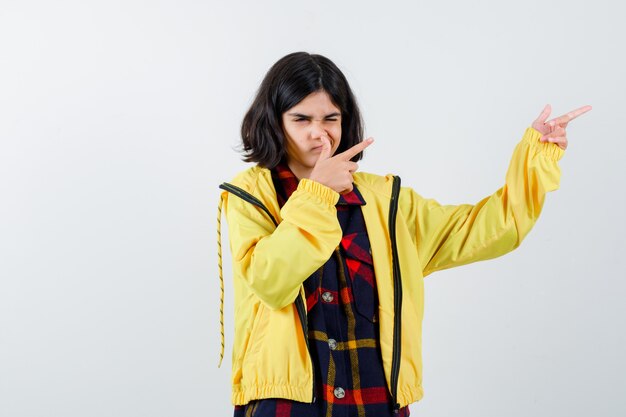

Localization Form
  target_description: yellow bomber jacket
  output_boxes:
[216,127,564,407]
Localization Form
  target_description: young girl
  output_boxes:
[216,51,591,417]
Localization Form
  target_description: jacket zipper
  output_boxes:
[219,183,279,227]
[388,175,403,413]
[220,181,316,403]
[295,294,317,402]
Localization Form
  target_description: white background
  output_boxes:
[1,1,624,416]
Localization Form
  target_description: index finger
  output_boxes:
[549,105,592,126]
[336,137,374,160]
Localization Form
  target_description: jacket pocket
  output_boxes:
[240,303,313,394]
[244,302,266,360]
[235,302,266,368]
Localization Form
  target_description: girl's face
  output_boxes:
[281,90,342,180]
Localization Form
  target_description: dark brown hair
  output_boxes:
[240,52,364,168]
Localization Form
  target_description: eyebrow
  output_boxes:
[287,112,341,118]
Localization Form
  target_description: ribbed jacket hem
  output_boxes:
[232,383,313,406]
[397,384,425,407]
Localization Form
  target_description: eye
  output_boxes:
[294,118,307,122]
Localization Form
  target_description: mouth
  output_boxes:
[311,138,333,151]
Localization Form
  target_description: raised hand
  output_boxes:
[532,104,592,150]
[309,135,374,194]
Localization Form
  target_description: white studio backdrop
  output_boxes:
[1,1,624,416]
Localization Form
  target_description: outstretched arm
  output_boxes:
[400,104,591,277]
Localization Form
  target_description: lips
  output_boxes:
[311,138,333,151]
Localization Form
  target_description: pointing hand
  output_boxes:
[532,104,592,150]
[309,135,374,194]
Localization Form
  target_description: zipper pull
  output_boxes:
[393,403,400,414]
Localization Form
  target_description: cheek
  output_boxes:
[283,125,300,144]
[283,127,308,154]
[331,126,342,150]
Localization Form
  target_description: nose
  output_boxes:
[309,121,328,140]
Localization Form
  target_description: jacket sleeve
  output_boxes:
[399,126,564,277]
[224,178,342,310]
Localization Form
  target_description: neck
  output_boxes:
[286,161,312,181]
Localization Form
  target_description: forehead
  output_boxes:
[287,90,340,114]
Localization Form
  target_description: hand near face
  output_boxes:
[309,135,374,194]
[532,104,592,150]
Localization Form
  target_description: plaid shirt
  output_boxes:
[233,162,410,417]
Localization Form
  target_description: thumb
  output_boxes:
[316,135,333,164]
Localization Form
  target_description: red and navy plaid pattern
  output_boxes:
[233,162,409,417]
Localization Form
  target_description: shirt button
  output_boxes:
[334,387,345,399]
[321,291,334,303]
[328,339,337,350]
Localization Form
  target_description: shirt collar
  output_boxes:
[271,161,366,207]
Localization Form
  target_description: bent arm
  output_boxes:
[225,178,342,310]
[401,127,564,277]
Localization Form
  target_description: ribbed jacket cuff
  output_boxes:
[523,126,566,161]
[298,178,340,206]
